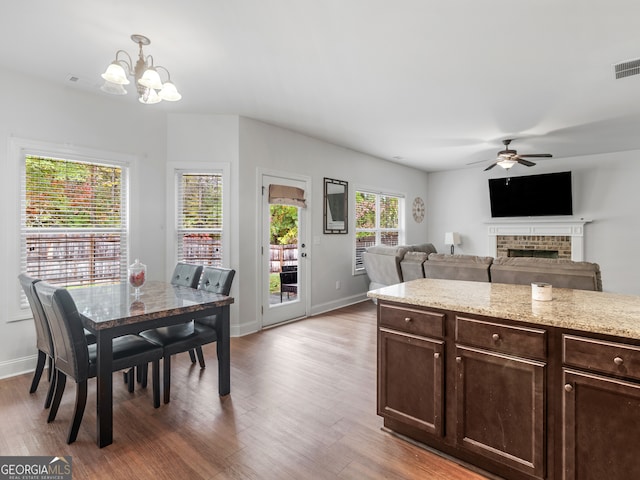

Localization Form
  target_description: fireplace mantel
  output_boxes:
[486,218,592,261]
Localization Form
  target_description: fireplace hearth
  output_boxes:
[508,248,559,259]
[486,219,590,262]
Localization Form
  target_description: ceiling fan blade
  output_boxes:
[484,162,498,171]
[517,158,536,167]
[466,158,493,165]
[518,153,552,158]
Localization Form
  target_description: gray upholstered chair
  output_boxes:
[171,263,204,288]
[140,266,234,404]
[18,274,56,406]
[19,274,100,407]
[126,263,204,386]
[35,281,163,444]
[192,267,235,367]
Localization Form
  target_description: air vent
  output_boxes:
[614,58,640,79]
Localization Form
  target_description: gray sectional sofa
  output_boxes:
[362,245,603,292]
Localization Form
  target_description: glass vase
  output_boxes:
[128,258,146,298]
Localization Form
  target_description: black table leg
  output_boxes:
[217,306,231,396]
[95,330,114,447]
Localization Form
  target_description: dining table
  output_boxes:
[68,280,234,448]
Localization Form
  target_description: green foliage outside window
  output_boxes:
[25,156,122,227]
[270,205,298,245]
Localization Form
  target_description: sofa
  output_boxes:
[361,243,437,290]
[363,246,603,292]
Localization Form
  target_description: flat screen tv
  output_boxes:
[488,171,573,218]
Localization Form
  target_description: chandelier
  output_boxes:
[100,34,181,104]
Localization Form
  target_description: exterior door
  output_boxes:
[261,174,309,327]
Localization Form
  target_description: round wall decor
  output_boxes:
[412,197,425,223]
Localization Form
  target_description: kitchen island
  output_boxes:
[368,278,640,480]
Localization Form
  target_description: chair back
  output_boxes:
[199,267,235,295]
[18,274,53,357]
[34,282,90,382]
[282,265,297,273]
[171,263,203,288]
[280,270,297,285]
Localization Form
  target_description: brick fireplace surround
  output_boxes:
[497,235,572,259]
[487,219,590,262]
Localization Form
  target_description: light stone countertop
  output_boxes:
[368,278,640,341]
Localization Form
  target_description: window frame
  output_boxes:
[353,188,405,275]
[166,162,230,272]
[7,137,135,322]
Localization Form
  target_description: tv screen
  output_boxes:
[488,171,573,218]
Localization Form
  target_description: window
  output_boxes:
[176,171,223,266]
[21,155,128,288]
[354,190,403,272]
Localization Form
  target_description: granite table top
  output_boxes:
[368,278,640,341]
[69,280,234,330]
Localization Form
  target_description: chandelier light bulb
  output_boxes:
[100,80,127,95]
[138,67,163,90]
[159,81,182,101]
[138,87,161,105]
[101,62,130,85]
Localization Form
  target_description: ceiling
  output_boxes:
[2,0,640,172]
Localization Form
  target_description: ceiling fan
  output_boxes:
[483,139,552,171]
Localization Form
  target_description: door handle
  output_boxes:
[301,253,307,257]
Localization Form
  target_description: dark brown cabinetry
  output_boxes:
[455,317,547,479]
[562,335,640,480]
[378,304,445,436]
[377,300,640,480]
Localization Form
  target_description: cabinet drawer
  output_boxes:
[455,316,546,360]
[564,335,640,381]
[380,304,444,338]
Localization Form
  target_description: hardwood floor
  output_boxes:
[0,301,489,479]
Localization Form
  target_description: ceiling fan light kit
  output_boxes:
[100,34,181,104]
[484,139,552,171]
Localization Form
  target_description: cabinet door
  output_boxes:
[563,369,640,480]
[456,346,546,479]
[378,329,444,436]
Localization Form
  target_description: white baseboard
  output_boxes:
[309,293,369,317]
[0,354,38,380]
[231,293,370,337]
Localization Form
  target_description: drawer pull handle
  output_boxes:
[564,384,573,393]
[492,333,500,341]
[404,317,412,323]
[434,352,440,359]
[614,356,624,366]
[456,356,462,363]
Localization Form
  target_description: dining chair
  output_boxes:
[171,262,204,288]
[34,281,163,444]
[18,274,56,407]
[18,274,101,406]
[125,262,204,386]
[191,267,236,367]
[139,266,233,404]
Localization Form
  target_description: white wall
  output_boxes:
[165,113,241,334]
[236,118,430,334]
[0,68,167,378]
[165,115,430,335]
[427,150,640,294]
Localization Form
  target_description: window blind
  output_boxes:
[176,172,223,266]
[21,155,128,288]
[354,190,402,271]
